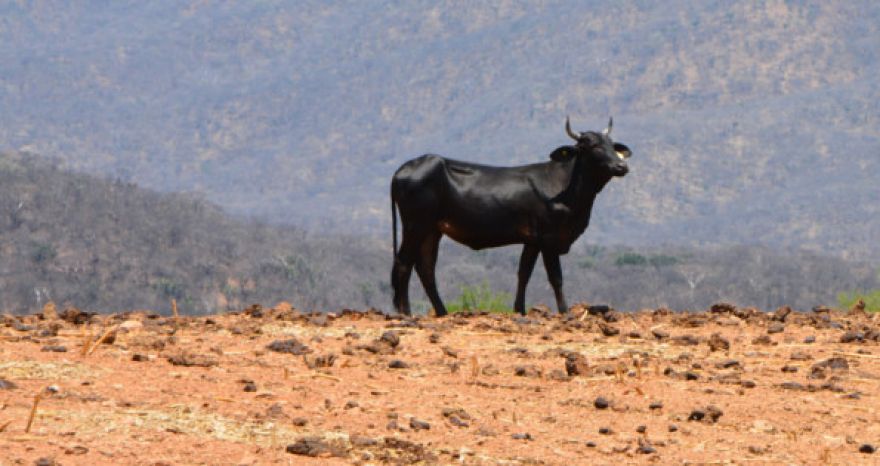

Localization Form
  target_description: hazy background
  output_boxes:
[1,1,878,314]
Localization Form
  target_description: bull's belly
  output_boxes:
[437,218,535,250]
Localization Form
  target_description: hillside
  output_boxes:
[0,151,876,314]
[1,1,878,260]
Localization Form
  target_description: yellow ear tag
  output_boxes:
[615,151,626,160]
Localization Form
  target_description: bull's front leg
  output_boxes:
[541,250,569,314]
[513,244,540,315]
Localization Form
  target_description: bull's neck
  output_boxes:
[562,161,612,237]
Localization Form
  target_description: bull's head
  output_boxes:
[552,116,631,177]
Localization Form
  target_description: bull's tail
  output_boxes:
[391,184,398,264]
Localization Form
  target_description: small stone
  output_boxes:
[740,380,757,388]
[652,328,670,340]
[565,353,590,376]
[598,322,620,337]
[34,458,57,466]
[286,437,344,457]
[585,441,597,448]
[593,396,610,410]
[636,425,647,433]
[841,331,864,343]
[511,432,532,440]
[514,365,542,378]
[242,382,257,392]
[132,353,149,362]
[707,333,730,352]
[649,401,663,410]
[291,417,308,427]
[780,365,798,373]
[860,444,876,454]
[668,424,678,432]
[804,335,816,344]
[344,400,359,410]
[388,359,409,369]
[380,331,400,348]
[598,427,613,435]
[266,338,311,355]
[428,333,441,344]
[40,345,67,353]
[409,417,430,431]
[767,322,785,334]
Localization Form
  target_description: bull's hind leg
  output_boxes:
[415,231,448,317]
[541,250,569,314]
[392,237,418,316]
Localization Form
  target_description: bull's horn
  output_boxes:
[603,117,613,136]
[565,116,579,141]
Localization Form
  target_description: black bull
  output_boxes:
[391,117,631,316]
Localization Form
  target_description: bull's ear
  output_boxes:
[549,146,575,162]
[613,142,631,159]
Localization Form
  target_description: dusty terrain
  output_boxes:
[1,303,879,465]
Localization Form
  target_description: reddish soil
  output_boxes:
[1,303,879,465]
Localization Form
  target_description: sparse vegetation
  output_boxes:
[446,282,512,314]
[838,290,880,312]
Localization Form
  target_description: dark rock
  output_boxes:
[716,359,741,369]
[428,333,441,344]
[780,365,798,373]
[636,425,647,433]
[511,432,532,440]
[767,322,785,334]
[41,345,68,353]
[565,353,590,376]
[593,396,611,410]
[673,334,700,346]
[585,441,597,448]
[598,427,613,435]
[409,417,430,431]
[649,401,663,410]
[637,438,656,454]
[652,328,670,340]
[266,338,311,355]
[707,333,730,352]
[841,331,865,343]
[790,351,812,361]
[286,437,345,457]
[688,406,722,423]
[683,371,700,381]
[711,303,736,314]
[380,331,400,348]
[34,458,57,466]
[291,417,308,427]
[597,322,619,337]
[628,331,642,339]
[780,381,806,391]
[603,310,622,323]
[131,353,149,362]
[860,444,876,454]
[344,400,359,410]
[772,306,792,322]
[514,365,542,378]
[740,380,757,388]
[388,359,409,369]
[668,424,678,432]
[752,335,773,345]
[166,352,218,367]
[243,382,257,392]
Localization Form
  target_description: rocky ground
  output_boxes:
[1,302,879,465]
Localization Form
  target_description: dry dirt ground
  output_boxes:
[1,303,879,465]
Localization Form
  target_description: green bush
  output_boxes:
[838,289,880,312]
[649,254,679,267]
[615,252,648,266]
[446,281,512,314]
